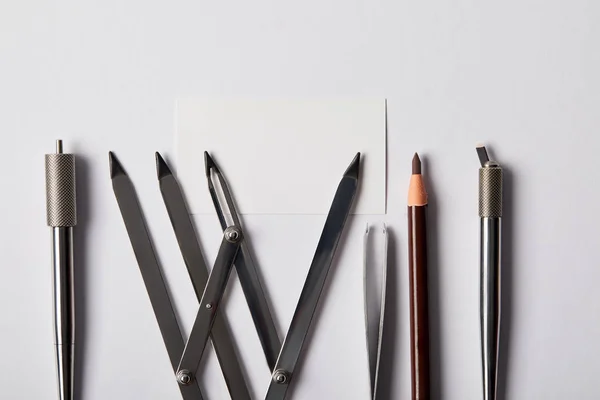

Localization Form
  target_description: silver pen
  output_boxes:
[45,140,77,400]
[477,145,502,400]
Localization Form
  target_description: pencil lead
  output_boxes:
[412,153,421,174]
[343,152,361,179]
[109,151,127,178]
[476,145,489,167]
[155,152,173,180]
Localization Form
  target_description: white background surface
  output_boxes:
[1,1,600,399]
[176,98,386,215]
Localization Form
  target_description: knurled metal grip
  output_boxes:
[45,153,77,227]
[479,164,503,218]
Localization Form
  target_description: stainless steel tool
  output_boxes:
[110,151,360,400]
[265,152,359,400]
[45,139,77,400]
[477,145,503,400]
[204,152,281,371]
[111,153,209,400]
[156,153,251,399]
[363,223,388,400]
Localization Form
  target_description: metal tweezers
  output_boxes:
[109,151,360,400]
[363,223,388,400]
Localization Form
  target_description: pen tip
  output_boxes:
[412,152,421,174]
[109,151,126,178]
[155,152,173,179]
[343,152,360,179]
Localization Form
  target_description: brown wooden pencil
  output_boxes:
[408,153,430,400]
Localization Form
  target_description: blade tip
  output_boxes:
[155,152,172,179]
[476,144,490,166]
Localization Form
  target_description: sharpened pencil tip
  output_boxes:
[412,153,421,174]
[343,152,360,179]
[109,151,126,178]
[155,152,172,180]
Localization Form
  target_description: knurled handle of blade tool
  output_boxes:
[477,145,503,400]
[477,146,503,218]
[46,140,77,227]
[45,139,77,400]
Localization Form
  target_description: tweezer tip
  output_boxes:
[155,152,173,179]
[109,151,126,178]
[343,152,360,179]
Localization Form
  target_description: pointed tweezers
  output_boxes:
[109,152,204,400]
[204,152,282,371]
[265,153,360,400]
[156,153,251,400]
[363,223,388,400]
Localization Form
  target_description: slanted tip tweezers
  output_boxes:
[110,151,360,400]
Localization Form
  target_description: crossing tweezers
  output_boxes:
[110,151,360,400]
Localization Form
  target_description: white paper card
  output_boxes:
[176,98,386,215]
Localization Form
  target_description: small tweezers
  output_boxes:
[363,223,388,400]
